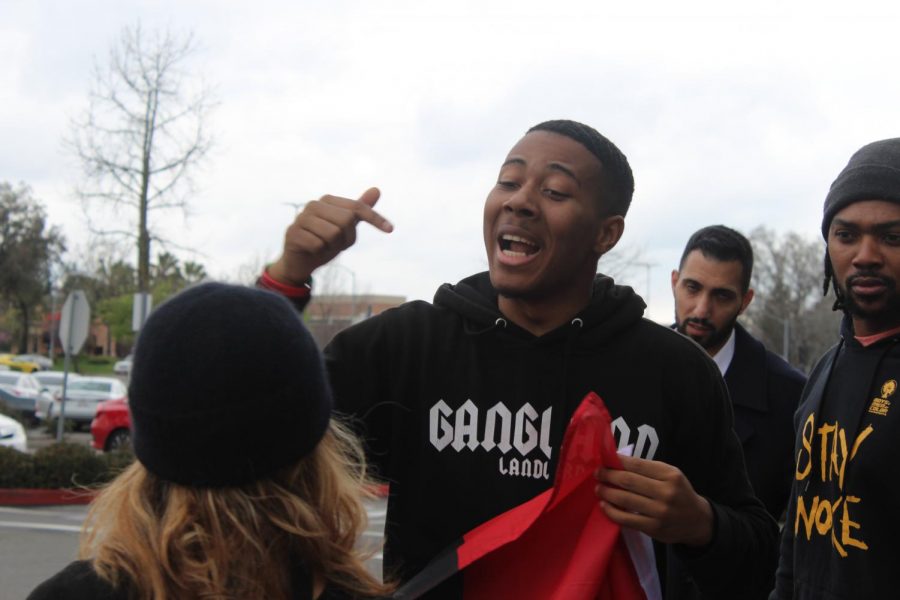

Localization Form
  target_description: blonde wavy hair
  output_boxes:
[79,419,393,599]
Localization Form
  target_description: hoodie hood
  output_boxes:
[433,271,645,346]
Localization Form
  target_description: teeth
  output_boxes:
[501,234,537,247]
[499,233,539,258]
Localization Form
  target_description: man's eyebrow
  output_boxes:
[832,218,900,230]
[873,220,900,231]
[547,162,581,188]
[681,277,738,296]
[711,286,738,297]
[831,218,859,229]
[499,158,582,188]
[500,158,526,169]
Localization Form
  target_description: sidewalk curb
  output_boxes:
[0,488,97,506]
[2,485,385,506]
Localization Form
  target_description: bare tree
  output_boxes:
[600,242,646,282]
[67,24,213,296]
[599,242,656,303]
[229,254,269,286]
[743,226,842,373]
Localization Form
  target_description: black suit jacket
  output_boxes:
[724,323,806,520]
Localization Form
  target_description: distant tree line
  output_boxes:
[0,180,207,355]
[743,226,842,374]
[62,249,208,353]
[0,183,65,351]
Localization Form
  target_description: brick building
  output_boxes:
[305,294,405,348]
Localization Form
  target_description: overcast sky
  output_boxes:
[4,0,900,323]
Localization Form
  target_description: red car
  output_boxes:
[91,398,131,452]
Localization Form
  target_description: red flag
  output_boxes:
[395,392,656,599]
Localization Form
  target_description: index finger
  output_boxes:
[616,455,673,480]
[352,201,394,233]
[348,187,393,233]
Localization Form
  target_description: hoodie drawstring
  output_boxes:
[464,317,508,336]
[551,318,586,451]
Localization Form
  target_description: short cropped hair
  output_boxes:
[528,120,635,217]
[679,225,754,293]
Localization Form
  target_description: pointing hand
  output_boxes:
[268,187,393,285]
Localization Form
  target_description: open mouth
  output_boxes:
[499,234,540,257]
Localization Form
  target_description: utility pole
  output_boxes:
[633,261,657,306]
[781,317,790,360]
[283,201,307,214]
[329,263,357,323]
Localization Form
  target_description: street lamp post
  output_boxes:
[633,261,657,307]
[762,313,791,360]
[781,317,790,360]
[47,289,57,361]
[328,263,358,323]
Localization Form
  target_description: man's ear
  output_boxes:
[671,269,680,293]
[739,288,755,315]
[593,215,625,257]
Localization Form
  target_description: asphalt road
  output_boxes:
[0,498,387,600]
[25,426,93,453]
[0,504,85,600]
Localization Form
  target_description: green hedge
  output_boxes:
[0,443,134,489]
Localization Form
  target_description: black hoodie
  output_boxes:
[323,272,776,599]
[771,315,900,600]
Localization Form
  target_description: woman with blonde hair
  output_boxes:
[29,283,393,600]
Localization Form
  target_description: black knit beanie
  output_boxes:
[822,138,900,238]
[128,282,332,487]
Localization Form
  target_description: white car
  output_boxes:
[113,355,133,376]
[33,371,80,397]
[33,372,82,421]
[0,413,27,452]
[0,372,42,419]
[45,377,128,428]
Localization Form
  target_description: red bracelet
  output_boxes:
[258,269,311,299]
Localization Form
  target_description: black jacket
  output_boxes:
[28,561,128,600]
[726,323,806,520]
[323,272,777,599]
[27,559,355,599]
[771,316,900,600]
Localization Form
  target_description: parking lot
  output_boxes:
[25,425,93,454]
[5,371,130,454]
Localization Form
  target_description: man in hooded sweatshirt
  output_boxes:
[260,120,776,599]
[770,138,900,600]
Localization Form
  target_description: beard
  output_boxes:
[838,272,900,321]
[676,313,739,352]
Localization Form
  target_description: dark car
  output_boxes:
[90,398,131,452]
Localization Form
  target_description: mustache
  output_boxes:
[683,317,714,330]
[846,272,896,287]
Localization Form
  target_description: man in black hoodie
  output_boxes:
[771,139,900,600]
[261,120,776,598]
